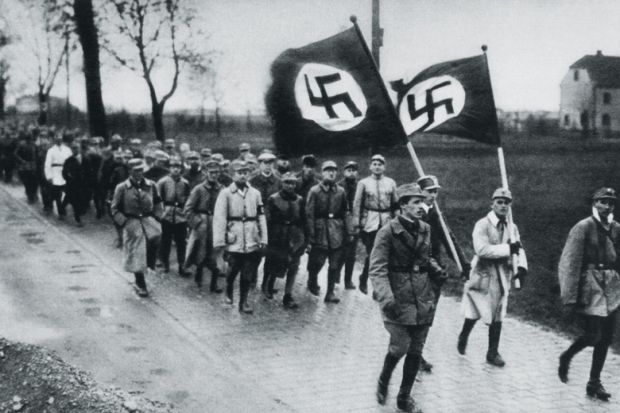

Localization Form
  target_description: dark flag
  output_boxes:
[391,54,500,146]
[265,27,405,156]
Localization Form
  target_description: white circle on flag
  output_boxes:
[399,75,465,135]
[294,63,367,131]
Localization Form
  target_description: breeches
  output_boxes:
[384,322,430,358]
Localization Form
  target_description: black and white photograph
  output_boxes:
[1,0,620,412]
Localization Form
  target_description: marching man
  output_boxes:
[457,188,527,367]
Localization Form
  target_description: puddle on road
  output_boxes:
[79,298,99,304]
[166,390,190,404]
[149,368,169,376]
[84,307,101,317]
[67,285,88,292]
[124,346,146,353]
[69,269,88,274]
[19,231,45,244]
[65,250,81,254]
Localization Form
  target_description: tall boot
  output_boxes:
[397,354,420,412]
[134,272,148,297]
[210,268,223,293]
[457,318,477,355]
[359,259,369,294]
[486,322,505,367]
[195,265,204,288]
[376,353,400,405]
[239,277,253,314]
[324,269,340,303]
[225,273,235,304]
[307,270,320,296]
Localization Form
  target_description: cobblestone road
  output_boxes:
[2,182,620,412]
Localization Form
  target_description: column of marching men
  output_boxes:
[2,121,620,412]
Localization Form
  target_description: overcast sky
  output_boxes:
[22,0,620,115]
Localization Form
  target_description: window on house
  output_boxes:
[604,92,612,104]
[574,70,579,81]
[602,114,611,126]
[564,115,570,126]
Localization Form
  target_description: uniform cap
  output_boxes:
[164,138,175,147]
[111,134,123,143]
[245,155,258,165]
[179,143,190,152]
[220,159,231,168]
[276,159,291,172]
[154,150,169,161]
[492,188,513,201]
[231,159,249,171]
[593,187,617,201]
[128,158,144,170]
[281,172,298,182]
[185,151,200,161]
[204,160,221,170]
[90,136,104,145]
[257,152,276,162]
[200,148,212,157]
[344,161,358,171]
[417,175,441,190]
[239,142,251,151]
[302,154,317,168]
[169,156,183,167]
[396,183,425,201]
[371,154,386,164]
[130,138,142,145]
[211,153,224,162]
[321,160,338,171]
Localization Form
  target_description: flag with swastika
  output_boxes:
[266,27,405,156]
[390,55,500,146]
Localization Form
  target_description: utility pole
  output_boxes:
[371,0,383,68]
[64,26,71,127]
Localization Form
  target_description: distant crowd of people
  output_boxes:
[1,121,618,411]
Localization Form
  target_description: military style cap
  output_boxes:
[396,183,425,201]
[164,138,175,147]
[128,158,144,170]
[151,141,163,149]
[371,154,386,164]
[281,172,298,182]
[155,150,169,161]
[169,156,183,167]
[302,154,317,168]
[344,161,358,171]
[239,142,251,151]
[593,187,617,201]
[122,149,134,158]
[205,160,221,170]
[231,159,249,171]
[417,175,441,190]
[211,153,224,162]
[246,155,258,165]
[185,151,200,160]
[321,160,338,171]
[492,188,513,201]
[200,148,212,157]
[130,138,142,145]
[258,152,276,162]
[113,151,124,160]
[276,159,291,172]
[111,134,123,143]
[143,149,156,160]
[90,136,104,145]
[220,159,231,168]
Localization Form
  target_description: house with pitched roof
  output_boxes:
[559,50,620,134]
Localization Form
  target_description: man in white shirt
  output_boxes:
[44,133,72,219]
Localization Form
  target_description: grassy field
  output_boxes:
[135,128,620,348]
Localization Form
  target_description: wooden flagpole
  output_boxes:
[350,16,463,273]
[482,45,520,289]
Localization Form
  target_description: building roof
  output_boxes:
[570,51,620,88]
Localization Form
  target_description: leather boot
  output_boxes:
[486,322,505,367]
[239,278,253,314]
[134,272,148,297]
[397,354,420,412]
[307,271,320,296]
[324,269,340,303]
[457,318,477,355]
[377,353,399,405]
[558,351,571,383]
[586,379,611,401]
[283,293,299,309]
[195,266,204,288]
[210,270,223,293]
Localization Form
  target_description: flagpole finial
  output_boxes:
[481,45,488,53]
[350,15,357,24]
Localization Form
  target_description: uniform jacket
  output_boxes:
[62,155,87,191]
[305,182,350,250]
[461,211,527,324]
[266,190,306,255]
[295,171,319,201]
[44,144,72,185]
[108,163,129,198]
[353,175,397,233]
[83,150,102,187]
[144,165,169,182]
[111,178,163,273]
[184,168,204,190]
[157,175,190,223]
[558,214,620,316]
[14,141,38,172]
[422,204,468,267]
[212,183,268,253]
[184,180,221,266]
[369,216,442,325]
[250,172,281,219]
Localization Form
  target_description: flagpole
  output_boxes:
[482,45,520,289]
[350,15,463,273]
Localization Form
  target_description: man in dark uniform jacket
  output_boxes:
[338,161,359,289]
[295,154,319,202]
[144,150,169,182]
[183,151,204,190]
[62,142,89,226]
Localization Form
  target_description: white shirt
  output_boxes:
[44,144,72,185]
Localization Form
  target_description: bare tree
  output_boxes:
[0,30,10,119]
[99,0,202,141]
[73,0,108,140]
[186,51,220,137]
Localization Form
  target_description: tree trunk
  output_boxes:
[152,102,165,141]
[0,75,6,120]
[215,106,221,138]
[74,0,108,141]
[38,91,48,126]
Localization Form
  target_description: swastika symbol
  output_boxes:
[407,81,454,131]
[304,73,362,119]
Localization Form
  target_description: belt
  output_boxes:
[164,201,184,207]
[315,213,344,219]
[51,163,64,167]
[365,207,391,213]
[586,263,615,271]
[228,216,257,221]
[125,213,153,219]
[390,265,421,272]
[197,210,213,215]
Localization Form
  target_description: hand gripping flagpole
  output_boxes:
[349,15,463,273]
[482,45,520,289]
